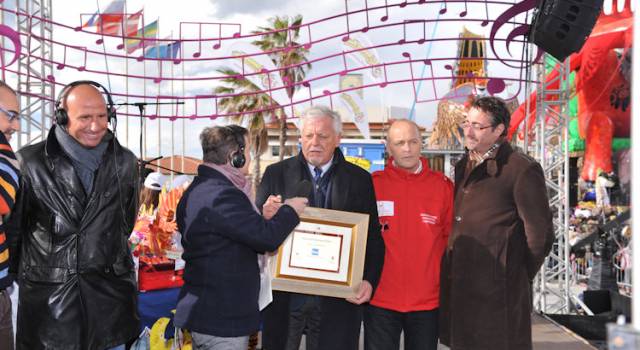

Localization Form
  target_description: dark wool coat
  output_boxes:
[439,143,554,350]
[174,165,300,337]
[8,127,140,350]
[256,149,384,350]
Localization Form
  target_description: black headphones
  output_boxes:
[55,80,117,131]
[226,125,246,168]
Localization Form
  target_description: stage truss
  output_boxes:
[4,0,54,147]
[532,54,579,315]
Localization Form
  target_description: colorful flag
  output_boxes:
[123,10,142,37]
[82,12,99,28]
[144,40,181,59]
[83,0,125,29]
[95,0,126,35]
[126,20,158,54]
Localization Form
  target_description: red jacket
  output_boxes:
[370,157,453,312]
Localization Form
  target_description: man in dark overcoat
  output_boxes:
[439,96,554,350]
[8,82,139,350]
[256,106,384,350]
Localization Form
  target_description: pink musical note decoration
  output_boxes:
[439,0,448,14]
[213,24,222,50]
[342,0,351,42]
[57,45,67,70]
[379,63,389,88]
[303,25,313,49]
[398,21,407,44]
[77,47,87,71]
[460,0,468,17]
[481,1,490,26]
[362,0,371,33]
[154,61,163,83]
[380,0,389,21]
[417,21,427,44]
[193,23,202,57]
[340,52,349,76]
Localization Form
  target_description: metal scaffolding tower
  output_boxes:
[16,0,54,148]
[533,54,574,314]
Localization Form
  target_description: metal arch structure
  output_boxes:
[532,54,574,315]
[15,0,54,148]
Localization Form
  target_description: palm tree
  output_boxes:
[252,15,311,160]
[215,68,277,189]
[215,15,312,189]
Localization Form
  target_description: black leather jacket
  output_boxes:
[7,126,140,350]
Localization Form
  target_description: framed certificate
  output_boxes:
[271,207,369,298]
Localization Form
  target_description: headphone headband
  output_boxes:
[54,80,117,130]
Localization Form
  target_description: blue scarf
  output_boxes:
[55,125,110,194]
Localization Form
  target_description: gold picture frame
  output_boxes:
[270,207,370,298]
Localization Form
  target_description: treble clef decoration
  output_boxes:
[489,0,542,68]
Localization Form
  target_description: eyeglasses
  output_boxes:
[459,121,493,131]
[0,106,20,123]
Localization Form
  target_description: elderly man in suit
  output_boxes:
[257,106,384,350]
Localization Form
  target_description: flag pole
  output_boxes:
[95,0,114,91]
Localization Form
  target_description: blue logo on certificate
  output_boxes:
[311,248,319,256]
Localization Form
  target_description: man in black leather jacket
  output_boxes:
[7,82,140,350]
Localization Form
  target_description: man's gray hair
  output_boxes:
[300,105,342,134]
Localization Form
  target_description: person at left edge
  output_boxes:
[0,80,21,350]
[7,81,140,350]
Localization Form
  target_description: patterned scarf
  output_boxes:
[203,162,256,211]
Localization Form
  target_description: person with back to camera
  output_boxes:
[174,125,307,350]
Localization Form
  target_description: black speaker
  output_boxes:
[529,0,604,61]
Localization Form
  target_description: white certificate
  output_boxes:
[289,230,343,272]
[271,207,370,298]
[278,220,352,283]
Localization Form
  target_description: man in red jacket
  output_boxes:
[365,119,453,350]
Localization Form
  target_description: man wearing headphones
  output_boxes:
[7,81,140,350]
[174,125,307,349]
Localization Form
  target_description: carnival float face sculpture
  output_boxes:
[509,1,633,181]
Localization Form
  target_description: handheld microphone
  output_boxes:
[293,180,313,198]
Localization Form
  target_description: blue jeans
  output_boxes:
[364,304,439,350]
